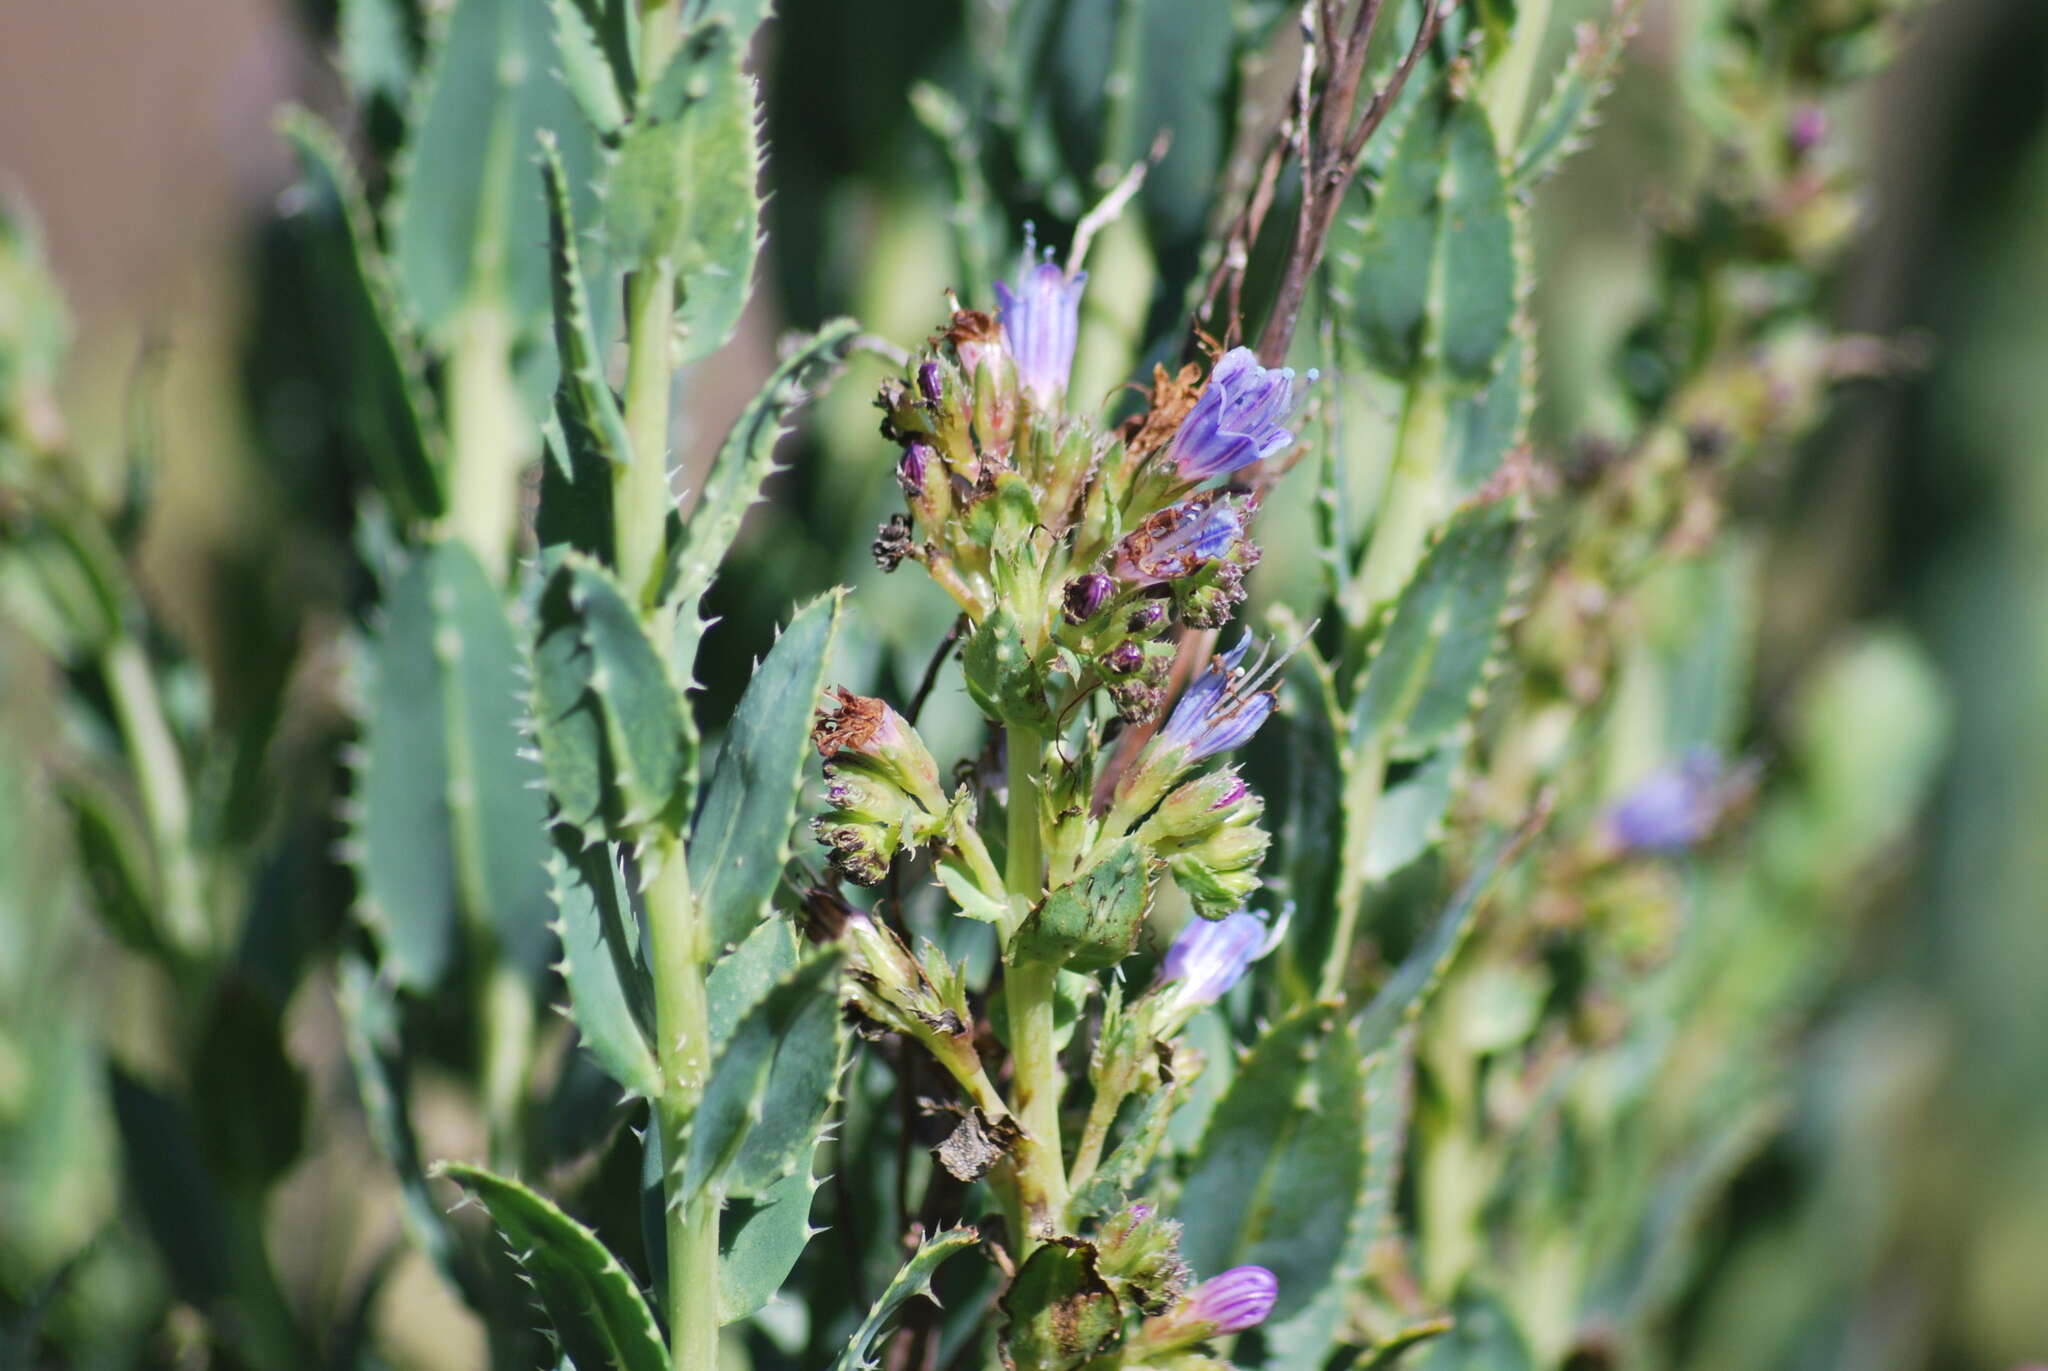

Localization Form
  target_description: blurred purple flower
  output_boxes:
[994,254,1085,404]
[1111,492,1259,586]
[1605,751,1724,854]
[1163,348,1302,480]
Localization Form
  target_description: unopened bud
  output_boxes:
[1126,599,1168,635]
[1143,769,1256,843]
[813,818,896,886]
[1104,641,1145,676]
[1138,1266,1278,1351]
[1064,573,1114,624]
[918,360,945,407]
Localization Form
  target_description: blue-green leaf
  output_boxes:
[688,591,842,950]
[439,1163,670,1371]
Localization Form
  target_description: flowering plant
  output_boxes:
[0,0,1949,1369]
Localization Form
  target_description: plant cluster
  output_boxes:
[0,0,1940,1369]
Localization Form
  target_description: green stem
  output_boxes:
[1001,723,1068,1248]
[620,261,678,609]
[1484,0,1555,147]
[645,837,719,1371]
[1317,738,1387,1001]
[103,635,208,957]
[445,299,529,571]
[479,960,534,1172]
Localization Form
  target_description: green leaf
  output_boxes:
[541,134,632,478]
[337,0,419,107]
[355,540,555,989]
[532,553,693,839]
[718,1164,819,1324]
[1446,330,1531,500]
[830,1227,981,1371]
[57,776,159,958]
[706,916,802,1048]
[390,0,602,337]
[689,591,842,950]
[1251,1030,1416,1371]
[279,109,444,524]
[1366,747,1461,882]
[663,320,859,674]
[1335,95,1520,387]
[682,950,845,1200]
[1349,501,1520,760]
[1068,1086,1178,1221]
[551,839,662,1099]
[1178,1005,1369,1323]
[1511,1,1641,187]
[1011,839,1154,972]
[548,0,629,135]
[999,1239,1123,1371]
[1414,1285,1532,1371]
[1355,831,1519,1052]
[961,607,1051,728]
[336,955,473,1300]
[439,1163,671,1371]
[606,19,761,358]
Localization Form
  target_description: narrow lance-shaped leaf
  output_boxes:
[1178,1005,1369,1323]
[606,18,761,359]
[354,539,554,989]
[1512,0,1643,188]
[1356,828,1522,1052]
[390,0,601,339]
[681,949,846,1200]
[549,838,662,1100]
[278,109,444,524]
[1250,1029,1417,1371]
[830,1227,982,1371]
[664,320,860,674]
[531,553,693,840]
[1349,499,1521,760]
[688,590,843,950]
[439,1163,670,1371]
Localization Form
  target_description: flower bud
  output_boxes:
[1096,1202,1190,1316]
[918,360,945,407]
[1126,599,1168,635]
[1063,572,1114,625]
[898,440,952,530]
[1142,769,1255,844]
[814,688,947,812]
[812,818,897,886]
[1164,810,1269,921]
[1138,1266,1279,1351]
[1103,640,1145,676]
[1185,1267,1278,1335]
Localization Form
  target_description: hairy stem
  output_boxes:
[645,838,719,1371]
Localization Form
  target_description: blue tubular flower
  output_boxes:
[1605,751,1725,854]
[1158,636,1280,763]
[994,255,1086,405]
[1160,908,1267,1008]
[1163,347,1301,480]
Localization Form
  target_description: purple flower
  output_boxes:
[994,254,1085,405]
[1160,909,1268,1008]
[1063,572,1115,624]
[1184,1266,1278,1334]
[1163,348,1301,480]
[1605,751,1724,854]
[1159,636,1280,762]
[1111,492,1259,587]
